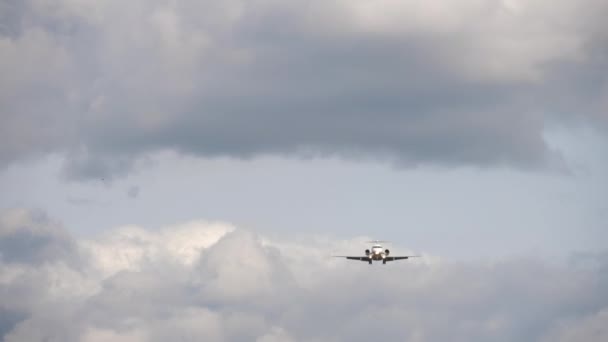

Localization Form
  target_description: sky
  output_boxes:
[1,0,607,341]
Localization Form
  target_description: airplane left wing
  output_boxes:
[383,256,419,262]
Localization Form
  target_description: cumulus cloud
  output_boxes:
[0,0,606,179]
[0,208,607,341]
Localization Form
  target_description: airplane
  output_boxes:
[333,240,419,265]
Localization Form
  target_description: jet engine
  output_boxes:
[365,249,370,256]
[385,249,390,256]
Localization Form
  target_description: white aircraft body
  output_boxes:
[334,241,419,265]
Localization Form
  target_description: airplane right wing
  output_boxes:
[333,256,372,262]
[346,256,372,262]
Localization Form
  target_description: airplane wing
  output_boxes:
[333,256,372,262]
[383,256,420,262]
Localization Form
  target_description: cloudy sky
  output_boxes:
[1,0,607,341]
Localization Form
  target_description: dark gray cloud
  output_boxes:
[0,0,606,179]
[0,208,607,341]
[0,209,80,265]
[0,308,25,340]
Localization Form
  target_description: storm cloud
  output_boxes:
[0,208,607,341]
[1,0,607,180]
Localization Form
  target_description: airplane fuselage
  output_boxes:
[368,245,387,261]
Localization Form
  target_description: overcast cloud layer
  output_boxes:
[0,208,607,341]
[1,0,607,179]
[2,2,607,340]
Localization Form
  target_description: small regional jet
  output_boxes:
[334,240,419,265]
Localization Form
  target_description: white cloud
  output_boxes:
[82,327,148,342]
[83,220,233,277]
[256,326,296,342]
[0,208,606,341]
[542,309,608,342]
